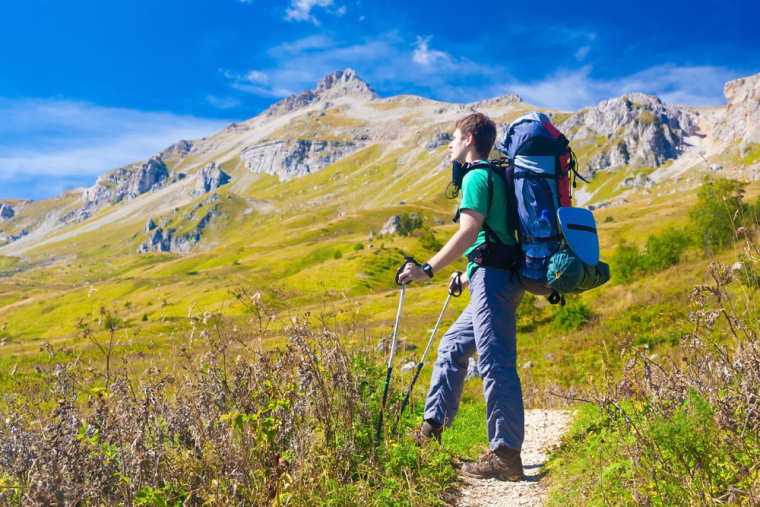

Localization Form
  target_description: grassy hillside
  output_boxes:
[2,90,760,502]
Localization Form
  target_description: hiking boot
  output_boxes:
[412,419,442,445]
[460,446,524,481]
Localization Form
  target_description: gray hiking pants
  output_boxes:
[423,267,525,451]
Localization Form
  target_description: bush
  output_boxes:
[0,311,455,505]
[397,212,423,236]
[689,176,748,250]
[353,242,364,251]
[548,263,760,505]
[610,242,643,284]
[611,227,691,283]
[552,301,591,331]
[735,253,760,289]
[641,226,691,272]
[333,249,342,259]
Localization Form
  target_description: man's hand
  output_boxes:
[448,271,468,295]
[397,262,427,285]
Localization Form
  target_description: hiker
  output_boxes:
[396,112,525,481]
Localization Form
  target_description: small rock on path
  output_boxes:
[456,409,573,506]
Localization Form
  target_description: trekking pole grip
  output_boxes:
[395,256,420,286]
[449,271,463,297]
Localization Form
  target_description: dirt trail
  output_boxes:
[456,409,573,507]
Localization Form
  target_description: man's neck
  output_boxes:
[464,151,487,164]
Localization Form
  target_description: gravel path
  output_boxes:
[455,409,573,507]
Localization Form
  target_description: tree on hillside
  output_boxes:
[689,177,748,251]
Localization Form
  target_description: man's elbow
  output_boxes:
[460,227,480,245]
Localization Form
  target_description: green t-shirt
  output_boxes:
[460,166,518,279]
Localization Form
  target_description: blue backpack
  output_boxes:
[495,112,609,304]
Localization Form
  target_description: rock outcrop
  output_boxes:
[559,93,697,174]
[137,201,219,254]
[0,204,14,220]
[193,162,231,195]
[264,68,378,116]
[241,140,361,180]
[379,215,401,235]
[426,132,452,151]
[137,227,202,254]
[84,157,169,208]
[713,72,760,153]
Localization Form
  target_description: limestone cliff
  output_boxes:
[558,93,698,174]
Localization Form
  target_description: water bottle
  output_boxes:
[535,209,553,248]
[521,209,553,280]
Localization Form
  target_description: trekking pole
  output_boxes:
[375,257,418,444]
[391,272,462,435]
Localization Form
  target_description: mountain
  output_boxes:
[0,67,758,408]
[3,69,758,257]
[0,70,758,268]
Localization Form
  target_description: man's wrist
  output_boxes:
[422,263,434,278]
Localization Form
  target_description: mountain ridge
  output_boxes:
[1,69,758,257]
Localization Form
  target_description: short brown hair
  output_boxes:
[455,113,496,158]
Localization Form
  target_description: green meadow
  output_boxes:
[2,128,760,503]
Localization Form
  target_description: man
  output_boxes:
[396,112,524,481]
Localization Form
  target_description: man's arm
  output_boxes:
[396,209,483,285]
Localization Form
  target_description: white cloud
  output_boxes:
[220,31,742,112]
[412,36,452,68]
[285,0,334,24]
[268,34,334,57]
[206,95,241,109]
[506,64,741,111]
[244,70,269,84]
[223,33,499,102]
[0,99,230,183]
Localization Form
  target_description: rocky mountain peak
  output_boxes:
[265,68,377,116]
[558,91,698,174]
[315,68,376,99]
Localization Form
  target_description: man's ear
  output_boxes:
[465,133,475,147]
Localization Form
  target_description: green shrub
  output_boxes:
[610,242,643,283]
[689,176,747,250]
[397,212,423,236]
[735,254,760,289]
[548,262,760,505]
[641,226,691,272]
[750,196,760,226]
[552,301,591,331]
[353,242,364,251]
[333,249,342,259]
[0,312,455,505]
[612,227,691,283]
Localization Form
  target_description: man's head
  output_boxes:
[449,113,496,163]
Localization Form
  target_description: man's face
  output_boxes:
[448,128,471,163]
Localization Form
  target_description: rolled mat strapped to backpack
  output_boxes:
[546,207,610,295]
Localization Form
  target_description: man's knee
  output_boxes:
[477,350,517,379]
[436,336,471,369]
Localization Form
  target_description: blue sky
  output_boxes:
[1,0,758,200]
